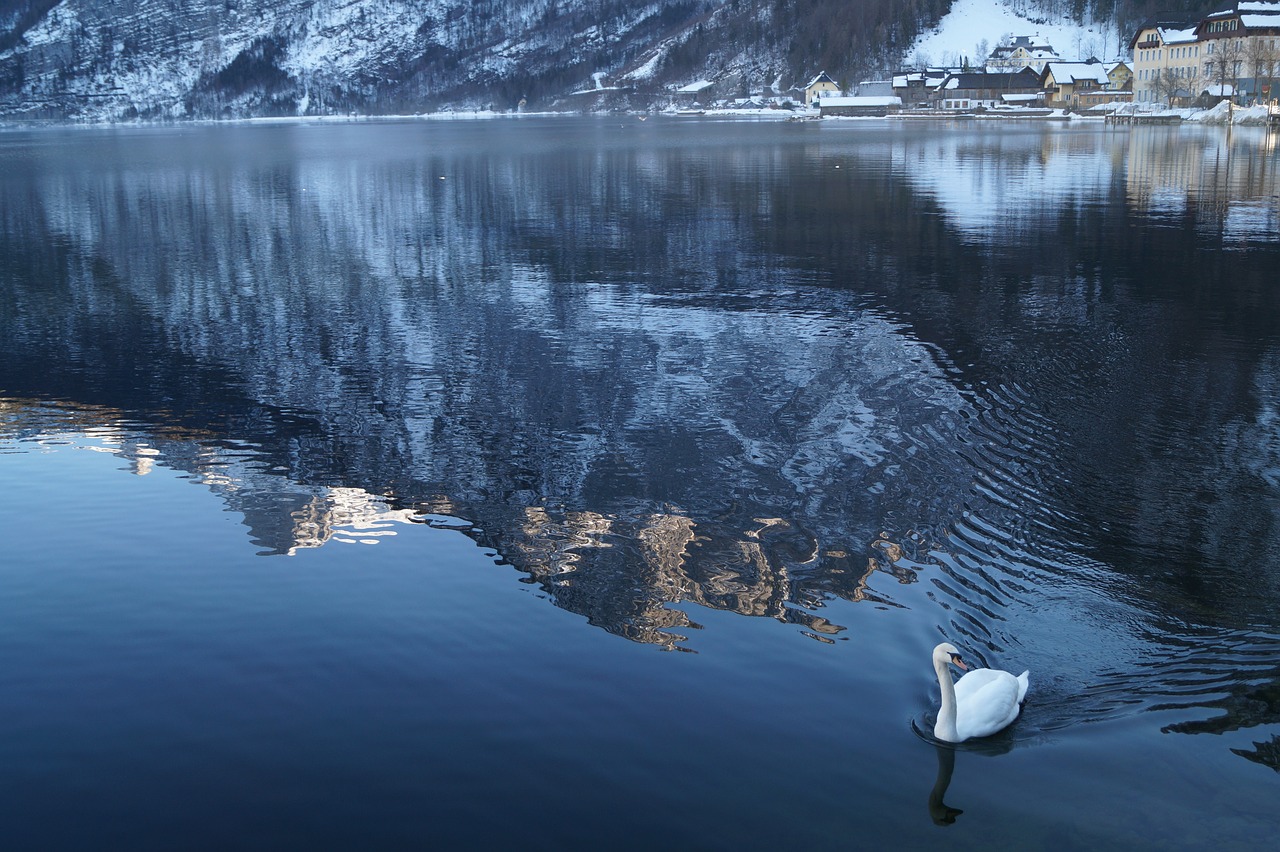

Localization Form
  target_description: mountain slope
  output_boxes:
[0,0,1179,120]
[0,0,950,119]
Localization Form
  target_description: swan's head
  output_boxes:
[933,642,969,671]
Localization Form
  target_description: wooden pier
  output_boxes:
[1105,113,1183,125]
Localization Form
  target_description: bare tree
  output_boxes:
[1148,68,1178,106]
[1182,66,1202,106]
[1205,37,1246,101]
[988,45,1011,72]
[1246,36,1278,103]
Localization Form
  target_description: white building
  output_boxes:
[987,36,1061,74]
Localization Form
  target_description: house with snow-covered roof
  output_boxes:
[931,68,1042,110]
[891,70,950,108]
[1129,2,1280,105]
[1196,1,1280,102]
[1106,60,1134,91]
[1040,61,1114,108]
[804,72,842,106]
[673,79,715,107]
[1130,18,1202,105]
[987,36,1061,74]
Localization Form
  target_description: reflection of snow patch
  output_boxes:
[1224,201,1280,244]
[782,396,894,488]
[904,133,1114,235]
[1247,352,1280,490]
[1146,187,1187,217]
[717,418,775,465]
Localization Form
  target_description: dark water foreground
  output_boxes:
[1,117,1279,849]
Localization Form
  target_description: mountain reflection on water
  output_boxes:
[3,119,1280,755]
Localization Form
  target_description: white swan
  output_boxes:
[932,642,1030,743]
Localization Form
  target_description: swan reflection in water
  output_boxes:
[928,744,963,826]
[917,722,1018,828]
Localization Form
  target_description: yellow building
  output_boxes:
[1040,62,1113,109]
[1130,20,1201,105]
[1130,3,1280,106]
[804,72,841,106]
[1107,60,1134,90]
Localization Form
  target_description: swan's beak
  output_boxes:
[951,655,968,671]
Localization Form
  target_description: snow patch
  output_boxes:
[908,0,1122,66]
[625,50,665,81]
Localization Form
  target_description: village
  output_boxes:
[671,0,1280,123]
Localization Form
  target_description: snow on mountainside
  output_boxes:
[0,0,1133,121]
[3,0,730,119]
[909,0,1124,66]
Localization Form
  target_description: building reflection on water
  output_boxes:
[1125,125,1280,243]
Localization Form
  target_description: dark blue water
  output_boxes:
[2,117,1279,849]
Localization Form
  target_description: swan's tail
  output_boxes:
[1016,671,1030,704]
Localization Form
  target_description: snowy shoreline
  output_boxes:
[2,102,1276,130]
[1107,101,1279,127]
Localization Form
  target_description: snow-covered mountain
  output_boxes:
[0,0,1137,120]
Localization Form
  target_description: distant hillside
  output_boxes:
[0,0,1218,120]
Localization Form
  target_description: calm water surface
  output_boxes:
[2,117,1279,849]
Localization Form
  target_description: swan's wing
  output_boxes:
[954,670,1024,740]
[955,668,1031,705]
[952,668,1004,703]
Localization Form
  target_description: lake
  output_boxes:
[1,115,1278,849]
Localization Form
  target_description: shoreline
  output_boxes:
[2,101,1276,130]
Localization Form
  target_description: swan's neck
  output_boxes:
[934,657,960,743]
